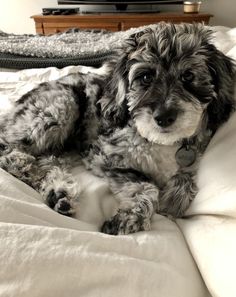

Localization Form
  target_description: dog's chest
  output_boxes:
[127,142,180,186]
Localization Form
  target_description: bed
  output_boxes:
[0,25,236,297]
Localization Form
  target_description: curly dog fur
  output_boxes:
[0,23,235,234]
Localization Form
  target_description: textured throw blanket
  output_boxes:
[0,26,153,69]
[0,28,136,58]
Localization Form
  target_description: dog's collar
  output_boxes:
[175,138,197,167]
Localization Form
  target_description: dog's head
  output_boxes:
[101,23,235,145]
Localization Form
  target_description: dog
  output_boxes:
[0,23,235,235]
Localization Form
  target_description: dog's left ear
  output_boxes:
[206,44,236,132]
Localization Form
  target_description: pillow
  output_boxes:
[178,111,236,297]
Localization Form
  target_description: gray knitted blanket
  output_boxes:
[0,26,154,58]
[0,26,158,69]
[0,30,111,59]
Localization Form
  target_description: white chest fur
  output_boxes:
[127,140,179,186]
[99,126,200,187]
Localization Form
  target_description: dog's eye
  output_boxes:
[181,71,195,83]
[140,72,154,85]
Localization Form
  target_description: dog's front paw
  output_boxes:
[40,167,80,217]
[46,189,76,216]
[101,210,151,235]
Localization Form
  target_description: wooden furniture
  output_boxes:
[31,12,213,35]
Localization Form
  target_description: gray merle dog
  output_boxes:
[0,23,235,235]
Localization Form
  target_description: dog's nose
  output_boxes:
[154,109,178,128]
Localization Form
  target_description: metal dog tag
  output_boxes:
[175,145,196,167]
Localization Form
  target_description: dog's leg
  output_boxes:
[101,177,159,235]
[38,157,80,216]
[0,150,80,216]
[159,171,197,218]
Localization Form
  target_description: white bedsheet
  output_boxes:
[0,26,236,297]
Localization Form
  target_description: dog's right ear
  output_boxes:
[99,30,150,127]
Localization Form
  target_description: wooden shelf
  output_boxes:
[31,12,213,35]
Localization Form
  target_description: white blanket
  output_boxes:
[0,26,236,297]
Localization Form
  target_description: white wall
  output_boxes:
[202,0,236,28]
[0,0,235,34]
[0,0,58,34]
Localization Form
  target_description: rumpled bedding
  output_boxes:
[0,26,236,297]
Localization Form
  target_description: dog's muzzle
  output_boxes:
[154,108,178,128]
